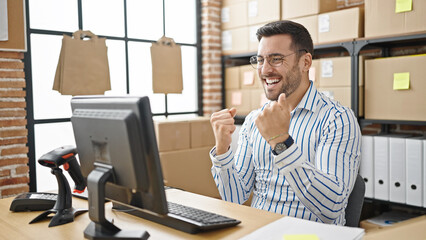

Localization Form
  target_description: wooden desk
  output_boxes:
[0,189,282,240]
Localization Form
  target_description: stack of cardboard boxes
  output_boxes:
[224,64,268,115]
[284,0,363,45]
[221,0,281,55]
[363,0,426,121]
[313,56,365,116]
[154,117,220,198]
[223,0,426,122]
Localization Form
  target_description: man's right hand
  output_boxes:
[210,108,237,155]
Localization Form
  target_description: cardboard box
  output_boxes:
[363,215,426,240]
[190,117,215,148]
[222,27,249,55]
[365,0,426,38]
[337,0,364,10]
[281,0,337,19]
[248,24,263,52]
[225,66,240,90]
[226,89,252,115]
[154,119,190,152]
[221,1,248,30]
[365,54,426,121]
[318,56,365,87]
[310,59,320,88]
[251,89,268,110]
[290,15,319,44]
[318,7,364,44]
[247,0,281,25]
[159,147,220,199]
[317,86,364,116]
[239,64,262,89]
[360,220,382,232]
[319,56,351,87]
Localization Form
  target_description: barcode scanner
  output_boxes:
[37,146,86,193]
[30,145,88,227]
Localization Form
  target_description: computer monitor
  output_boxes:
[71,96,166,239]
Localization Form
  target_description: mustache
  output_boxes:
[260,73,282,79]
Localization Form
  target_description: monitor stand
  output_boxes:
[84,166,150,240]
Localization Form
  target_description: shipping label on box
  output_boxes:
[221,1,248,30]
[222,27,249,55]
[248,0,280,25]
[319,57,351,87]
[226,89,252,115]
[318,7,363,44]
[239,64,262,89]
[248,24,262,52]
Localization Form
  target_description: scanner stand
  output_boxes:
[30,168,87,227]
[84,166,150,240]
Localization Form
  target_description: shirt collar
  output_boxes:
[293,80,319,113]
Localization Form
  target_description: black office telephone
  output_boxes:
[9,192,58,212]
[9,190,89,212]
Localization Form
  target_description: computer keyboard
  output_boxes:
[113,201,241,234]
[167,201,240,227]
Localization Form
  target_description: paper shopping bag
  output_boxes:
[150,36,183,94]
[53,30,111,95]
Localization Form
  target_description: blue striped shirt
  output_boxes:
[210,82,361,225]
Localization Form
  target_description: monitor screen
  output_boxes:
[71,96,167,215]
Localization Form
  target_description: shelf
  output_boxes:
[364,198,426,212]
[355,31,426,52]
[360,119,426,127]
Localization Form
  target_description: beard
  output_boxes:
[262,64,302,101]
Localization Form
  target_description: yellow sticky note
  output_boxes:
[395,0,412,13]
[393,72,410,90]
[283,234,320,240]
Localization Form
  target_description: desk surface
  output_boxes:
[0,189,282,240]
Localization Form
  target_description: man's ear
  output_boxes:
[300,52,312,73]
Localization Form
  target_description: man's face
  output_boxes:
[257,34,302,101]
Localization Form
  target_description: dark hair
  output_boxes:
[256,20,314,57]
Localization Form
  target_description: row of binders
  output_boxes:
[360,134,426,207]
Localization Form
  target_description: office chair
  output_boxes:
[345,174,366,227]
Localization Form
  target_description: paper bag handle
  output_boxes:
[73,30,98,40]
[156,36,177,47]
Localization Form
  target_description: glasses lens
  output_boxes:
[250,56,259,69]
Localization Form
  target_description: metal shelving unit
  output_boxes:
[221,32,426,211]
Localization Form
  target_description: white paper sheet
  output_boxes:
[240,217,364,240]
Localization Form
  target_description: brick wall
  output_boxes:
[201,0,222,115]
[0,51,29,198]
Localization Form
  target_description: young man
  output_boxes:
[209,20,361,225]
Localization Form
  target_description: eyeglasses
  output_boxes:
[249,49,308,69]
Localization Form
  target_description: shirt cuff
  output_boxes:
[274,143,304,173]
[210,146,234,168]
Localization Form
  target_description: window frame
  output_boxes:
[24,0,203,191]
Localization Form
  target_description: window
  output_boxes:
[25,0,201,191]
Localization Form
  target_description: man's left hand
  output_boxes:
[255,93,291,148]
